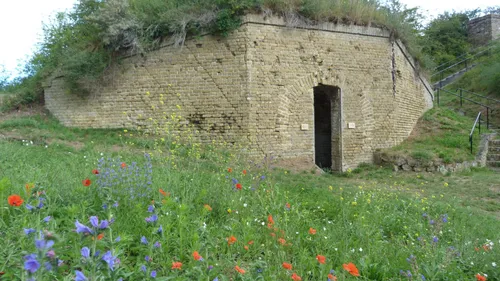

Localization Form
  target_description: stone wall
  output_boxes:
[44,14,433,171]
[468,14,500,46]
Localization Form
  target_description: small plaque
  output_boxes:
[348,122,356,129]
[301,124,309,130]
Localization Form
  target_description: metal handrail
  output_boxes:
[469,112,481,154]
[437,88,491,129]
[432,46,494,75]
[433,45,494,71]
[456,88,500,105]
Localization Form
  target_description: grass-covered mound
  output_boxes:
[13,0,424,98]
[0,110,499,280]
[382,107,485,164]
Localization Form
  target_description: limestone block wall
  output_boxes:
[44,15,434,171]
[468,14,500,45]
[45,31,250,145]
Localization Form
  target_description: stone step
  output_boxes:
[489,140,500,147]
[487,154,500,161]
[489,146,500,153]
[487,161,500,168]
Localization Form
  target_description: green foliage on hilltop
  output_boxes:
[420,10,480,68]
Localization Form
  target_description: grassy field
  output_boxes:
[0,109,499,280]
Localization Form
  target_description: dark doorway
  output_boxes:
[314,85,341,171]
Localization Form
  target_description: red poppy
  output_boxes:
[282,262,292,270]
[235,183,242,190]
[159,189,170,197]
[316,255,326,264]
[242,170,247,175]
[285,202,291,209]
[328,274,337,281]
[291,273,302,281]
[278,238,286,245]
[7,194,23,206]
[247,240,254,245]
[192,251,203,261]
[120,162,127,168]
[235,266,245,274]
[82,179,91,186]
[203,204,212,211]
[342,263,360,276]
[476,274,487,281]
[309,228,317,235]
[244,246,249,251]
[268,215,274,226]
[171,262,182,270]
[227,168,232,173]
[227,236,237,245]
[92,169,99,175]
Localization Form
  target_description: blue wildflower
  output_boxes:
[102,204,108,210]
[157,225,163,234]
[141,236,148,245]
[35,239,54,250]
[145,256,151,262]
[26,204,34,211]
[102,251,117,271]
[113,201,119,207]
[24,228,36,235]
[81,247,90,259]
[429,219,435,225]
[433,236,439,243]
[75,220,93,234]
[24,254,40,273]
[75,270,87,281]
[154,241,161,248]
[43,216,51,223]
[231,178,238,184]
[151,271,157,278]
[45,262,52,271]
[99,220,109,229]
[141,265,147,273]
[442,214,448,223]
[421,274,426,280]
[213,278,219,281]
[115,236,121,242]
[148,205,154,212]
[89,216,99,228]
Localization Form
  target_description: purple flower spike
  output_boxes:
[75,270,87,281]
[89,216,99,228]
[75,220,93,234]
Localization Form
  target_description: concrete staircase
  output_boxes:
[432,65,477,90]
[487,136,500,168]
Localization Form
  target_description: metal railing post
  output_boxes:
[470,136,473,154]
[487,108,490,129]
[460,89,463,107]
[437,88,440,106]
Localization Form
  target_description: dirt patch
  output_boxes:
[45,139,85,151]
[274,156,323,175]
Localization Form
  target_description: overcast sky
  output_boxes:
[0,0,498,77]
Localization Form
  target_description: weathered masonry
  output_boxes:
[44,15,433,172]
[468,14,500,46]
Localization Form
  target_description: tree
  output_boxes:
[420,10,480,68]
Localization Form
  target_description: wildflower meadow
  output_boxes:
[0,103,499,280]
